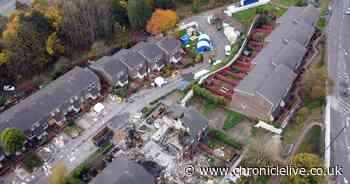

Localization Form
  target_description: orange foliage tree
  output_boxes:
[146,9,179,35]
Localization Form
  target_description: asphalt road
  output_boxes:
[1,62,210,184]
[327,0,350,183]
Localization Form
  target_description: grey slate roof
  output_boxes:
[256,65,297,107]
[272,40,307,70]
[133,42,165,64]
[90,56,128,83]
[168,105,208,138]
[276,7,303,24]
[157,36,181,55]
[0,67,100,134]
[299,5,321,26]
[115,49,147,71]
[181,108,209,138]
[235,6,319,109]
[90,157,154,184]
[266,6,319,45]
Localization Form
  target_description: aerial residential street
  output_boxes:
[0,0,332,183]
[327,0,350,183]
[1,61,210,184]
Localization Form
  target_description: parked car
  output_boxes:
[3,85,15,92]
[225,45,231,56]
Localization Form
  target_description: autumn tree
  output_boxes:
[240,135,283,183]
[0,128,26,155]
[1,9,56,80]
[50,162,68,184]
[282,153,325,184]
[128,0,153,29]
[146,9,179,35]
[300,66,328,102]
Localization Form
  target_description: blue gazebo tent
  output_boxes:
[180,34,190,45]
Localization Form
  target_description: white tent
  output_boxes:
[224,26,239,44]
[93,103,105,113]
[198,34,211,42]
[154,76,166,87]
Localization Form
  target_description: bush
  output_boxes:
[210,129,242,150]
[194,54,204,63]
[112,86,128,98]
[22,153,43,173]
[223,111,245,130]
[0,95,7,106]
[72,163,90,179]
[193,85,225,106]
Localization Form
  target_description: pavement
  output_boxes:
[0,0,32,16]
[180,7,231,61]
[0,61,211,184]
[327,0,350,183]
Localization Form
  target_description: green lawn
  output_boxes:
[202,99,219,116]
[278,0,301,6]
[232,8,256,24]
[223,111,245,130]
[298,126,323,156]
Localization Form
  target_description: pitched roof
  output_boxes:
[0,67,100,134]
[256,65,297,107]
[157,37,181,55]
[133,42,165,64]
[90,56,128,83]
[115,49,147,70]
[272,40,307,70]
[266,6,318,45]
[284,20,315,46]
[168,105,208,137]
[299,5,321,26]
[90,157,154,184]
[234,6,319,109]
[181,108,209,137]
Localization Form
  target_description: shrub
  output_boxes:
[0,95,7,106]
[22,153,43,173]
[194,54,204,63]
[223,111,245,130]
[193,85,225,106]
[210,129,242,150]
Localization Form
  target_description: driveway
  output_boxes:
[180,7,232,61]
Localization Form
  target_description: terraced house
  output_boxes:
[117,49,149,80]
[156,37,183,64]
[230,5,320,121]
[90,56,129,87]
[133,41,166,72]
[0,67,101,140]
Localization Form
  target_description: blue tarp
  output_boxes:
[180,35,190,45]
